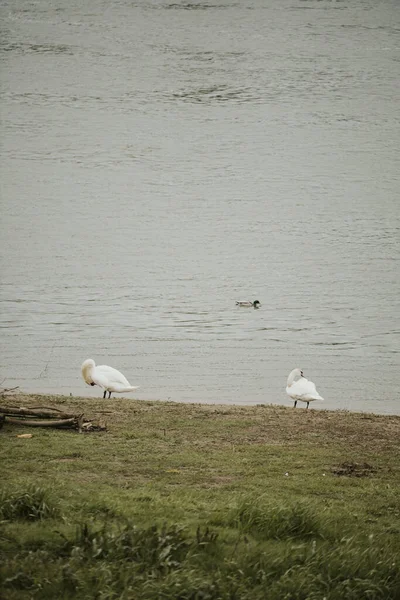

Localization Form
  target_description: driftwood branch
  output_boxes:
[0,407,76,419]
[29,406,70,413]
[5,417,78,428]
[0,405,106,433]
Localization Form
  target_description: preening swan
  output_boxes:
[81,359,139,399]
[235,300,261,308]
[286,368,324,409]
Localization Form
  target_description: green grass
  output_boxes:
[0,486,59,522]
[229,495,324,539]
[0,394,400,599]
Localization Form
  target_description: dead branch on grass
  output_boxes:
[0,405,106,433]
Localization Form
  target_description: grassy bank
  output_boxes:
[1,393,400,599]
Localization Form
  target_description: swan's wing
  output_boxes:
[303,378,317,393]
[291,377,322,400]
[291,377,311,395]
[95,365,131,388]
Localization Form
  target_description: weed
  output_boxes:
[62,521,219,573]
[0,487,58,522]
[231,496,323,539]
[332,462,376,477]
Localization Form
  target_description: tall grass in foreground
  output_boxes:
[0,486,58,522]
[1,511,399,599]
[228,495,324,539]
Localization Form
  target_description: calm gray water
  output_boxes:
[1,0,399,414]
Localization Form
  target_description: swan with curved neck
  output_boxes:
[81,359,139,399]
[286,368,324,409]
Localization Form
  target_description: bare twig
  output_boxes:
[38,340,56,378]
[0,386,19,395]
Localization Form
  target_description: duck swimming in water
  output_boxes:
[81,359,139,399]
[235,300,261,308]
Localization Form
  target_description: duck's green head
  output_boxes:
[253,300,261,308]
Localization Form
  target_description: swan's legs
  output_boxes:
[293,400,297,408]
[306,401,310,409]
[108,391,112,399]
[103,390,107,399]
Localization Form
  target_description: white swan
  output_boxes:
[286,368,324,409]
[81,359,139,399]
[235,300,261,308]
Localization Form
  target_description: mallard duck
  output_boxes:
[286,368,324,409]
[235,300,261,308]
[81,359,139,399]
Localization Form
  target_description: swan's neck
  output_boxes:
[82,362,94,383]
[287,369,299,387]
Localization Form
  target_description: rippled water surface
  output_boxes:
[1,0,399,413]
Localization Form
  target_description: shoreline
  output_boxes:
[2,391,400,419]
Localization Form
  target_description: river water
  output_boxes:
[1,0,399,414]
